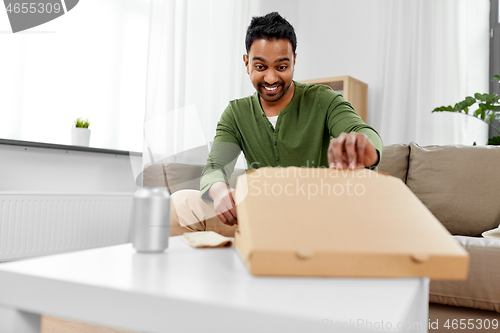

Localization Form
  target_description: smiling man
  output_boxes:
[170,12,383,237]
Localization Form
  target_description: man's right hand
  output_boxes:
[208,181,238,226]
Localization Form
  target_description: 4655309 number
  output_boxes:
[443,319,498,330]
[6,2,62,14]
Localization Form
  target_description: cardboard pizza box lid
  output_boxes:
[234,167,469,280]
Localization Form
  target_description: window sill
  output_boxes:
[0,139,142,156]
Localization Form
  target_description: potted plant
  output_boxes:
[432,75,500,145]
[71,118,91,146]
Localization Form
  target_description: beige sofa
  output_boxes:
[144,142,500,327]
[377,143,500,326]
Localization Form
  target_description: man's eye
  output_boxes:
[255,65,264,70]
[279,66,288,70]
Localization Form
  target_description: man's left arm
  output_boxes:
[325,92,383,169]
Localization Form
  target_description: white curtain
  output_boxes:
[0,0,150,152]
[374,0,490,146]
[143,0,259,169]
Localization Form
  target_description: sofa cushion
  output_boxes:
[376,144,409,183]
[406,143,500,236]
[164,163,245,194]
[430,236,500,313]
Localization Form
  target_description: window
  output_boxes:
[0,0,150,152]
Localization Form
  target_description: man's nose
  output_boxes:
[264,69,278,85]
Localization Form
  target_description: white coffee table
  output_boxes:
[0,236,429,333]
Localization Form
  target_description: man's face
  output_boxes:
[244,38,296,103]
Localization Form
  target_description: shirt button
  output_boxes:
[276,157,279,161]
[274,142,277,145]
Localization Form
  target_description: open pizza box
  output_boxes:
[234,167,469,280]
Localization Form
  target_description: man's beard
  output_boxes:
[258,81,292,103]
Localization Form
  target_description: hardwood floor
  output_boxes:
[41,316,139,333]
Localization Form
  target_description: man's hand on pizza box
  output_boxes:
[328,132,378,170]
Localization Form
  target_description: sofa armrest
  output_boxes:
[155,163,246,195]
[430,236,500,313]
[142,162,168,188]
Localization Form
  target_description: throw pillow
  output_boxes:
[406,143,500,236]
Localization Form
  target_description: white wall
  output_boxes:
[0,144,141,193]
[258,0,385,127]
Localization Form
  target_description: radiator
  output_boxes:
[0,193,134,261]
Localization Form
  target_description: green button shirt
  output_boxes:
[200,81,383,198]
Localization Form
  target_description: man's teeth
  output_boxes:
[264,86,278,91]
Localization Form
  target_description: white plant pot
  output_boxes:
[71,128,91,146]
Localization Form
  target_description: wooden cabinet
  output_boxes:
[299,76,368,123]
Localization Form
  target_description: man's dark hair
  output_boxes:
[245,12,297,54]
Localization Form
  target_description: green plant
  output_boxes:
[74,118,90,128]
[432,75,500,145]
[488,135,500,145]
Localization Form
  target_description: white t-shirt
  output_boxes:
[267,115,278,129]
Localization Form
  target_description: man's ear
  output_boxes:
[293,53,297,66]
[243,54,249,75]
